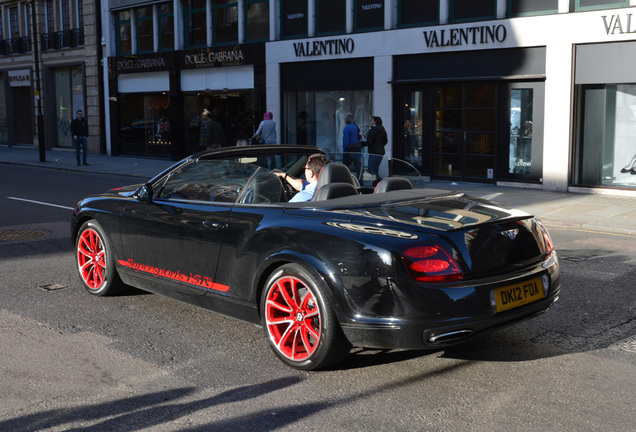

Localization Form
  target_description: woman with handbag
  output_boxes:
[253,111,277,144]
[342,113,363,180]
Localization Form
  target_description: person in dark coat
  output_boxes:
[70,109,89,166]
[363,115,388,181]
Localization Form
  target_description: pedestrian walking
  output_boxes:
[70,110,89,166]
[362,116,388,182]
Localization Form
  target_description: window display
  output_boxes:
[284,90,372,158]
[575,84,636,188]
[119,93,172,157]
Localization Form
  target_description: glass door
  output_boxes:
[434,83,497,180]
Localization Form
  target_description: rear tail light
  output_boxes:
[402,242,463,283]
[535,219,554,254]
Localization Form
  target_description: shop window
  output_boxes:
[398,0,438,28]
[184,0,207,48]
[119,93,173,158]
[575,0,628,11]
[403,92,423,167]
[284,90,373,156]
[450,0,496,23]
[245,0,269,42]
[574,84,636,188]
[355,0,384,33]
[507,0,558,17]
[136,6,154,53]
[281,0,308,39]
[54,66,83,148]
[316,0,346,36]
[159,2,175,51]
[214,0,238,44]
[116,11,132,55]
[508,89,534,175]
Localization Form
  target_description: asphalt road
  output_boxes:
[1,164,635,431]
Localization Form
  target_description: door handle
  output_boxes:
[203,221,224,230]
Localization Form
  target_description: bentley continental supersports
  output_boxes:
[72,145,560,370]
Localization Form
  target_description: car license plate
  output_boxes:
[494,277,545,313]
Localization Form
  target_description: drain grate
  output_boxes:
[0,229,49,242]
[610,336,636,353]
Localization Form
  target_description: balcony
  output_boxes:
[41,29,84,50]
[0,36,32,56]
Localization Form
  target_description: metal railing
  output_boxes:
[40,28,84,50]
[0,36,31,55]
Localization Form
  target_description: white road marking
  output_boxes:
[7,197,74,211]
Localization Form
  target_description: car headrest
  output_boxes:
[374,177,414,193]
[312,183,358,201]
[314,163,355,190]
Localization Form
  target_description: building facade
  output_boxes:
[0,0,103,154]
[102,0,636,194]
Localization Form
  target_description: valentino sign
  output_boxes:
[423,24,507,48]
[602,14,636,34]
[293,38,355,57]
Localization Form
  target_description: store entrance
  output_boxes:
[13,86,34,144]
[433,83,497,181]
[183,91,257,155]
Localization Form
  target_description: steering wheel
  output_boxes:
[278,174,296,201]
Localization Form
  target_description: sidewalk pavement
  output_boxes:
[3,145,636,235]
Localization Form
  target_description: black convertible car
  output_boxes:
[72,145,560,370]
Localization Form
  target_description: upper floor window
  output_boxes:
[508,0,558,16]
[9,7,19,39]
[136,6,154,53]
[281,0,307,39]
[399,0,438,27]
[159,2,175,51]
[0,10,3,39]
[355,0,384,32]
[245,0,269,42]
[77,0,84,27]
[116,10,132,55]
[214,0,238,44]
[61,0,70,30]
[316,0,345,35]
[575,0,629,11]
[45,0,55,33]
[184,0,206,48]
[450,0,496,23]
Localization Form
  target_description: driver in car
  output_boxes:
[274,153,330,202]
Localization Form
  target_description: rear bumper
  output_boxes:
[340,289,559,350]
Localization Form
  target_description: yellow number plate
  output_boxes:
[494,277,545,313]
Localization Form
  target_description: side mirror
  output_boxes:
[136,183,153,202]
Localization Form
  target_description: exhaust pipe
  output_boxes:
[428,329,473,344]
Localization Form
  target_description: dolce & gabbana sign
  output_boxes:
[423,24,507,48]
[184,47,245,66]
[117,56,168,73]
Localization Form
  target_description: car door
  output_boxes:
[116,159,259,296]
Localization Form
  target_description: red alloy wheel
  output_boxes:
[264,275,322,362]
[77,228,106,290]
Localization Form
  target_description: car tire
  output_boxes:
[261,263,351,370]
[75,220,123,296]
